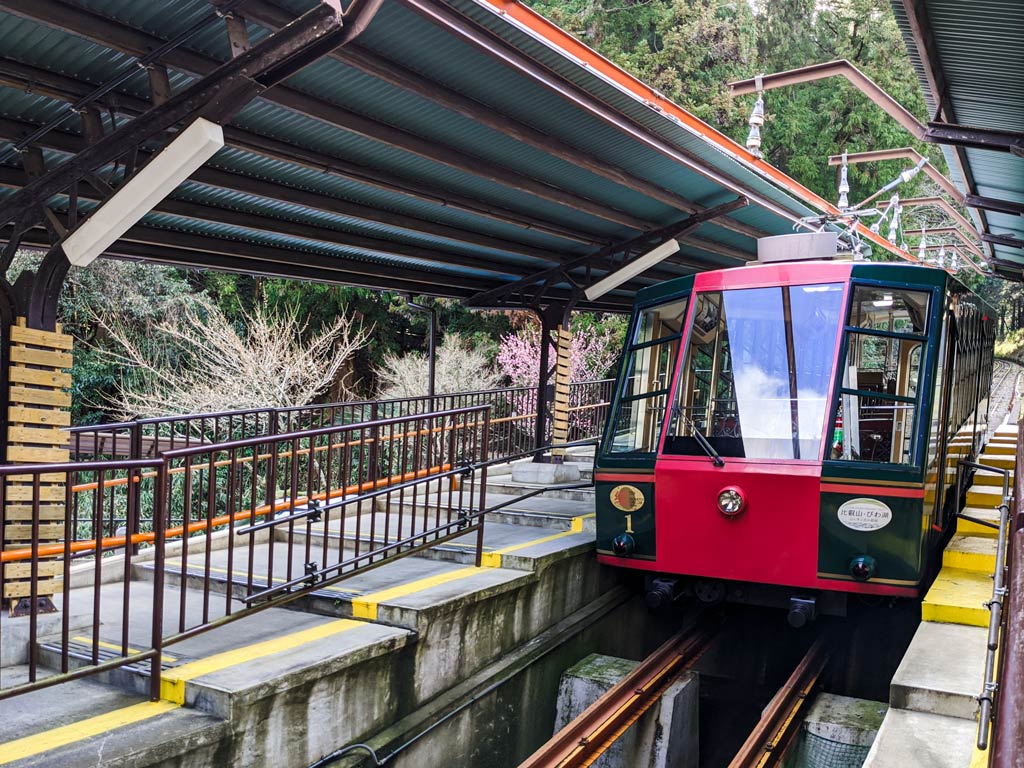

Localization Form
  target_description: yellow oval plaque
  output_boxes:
[610,484,645,512]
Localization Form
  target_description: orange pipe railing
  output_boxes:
[0,463,450,563]
[66,416,510,493]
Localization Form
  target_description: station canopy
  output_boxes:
[893,0,1024,279]
[0,0,902,311]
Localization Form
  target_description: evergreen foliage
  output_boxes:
[525,0,941,204]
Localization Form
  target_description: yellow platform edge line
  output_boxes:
[160,618,364,704]
[0,701,179,765]
[354,520,592,616]
[482,515,591,566]
[351,567,480,621]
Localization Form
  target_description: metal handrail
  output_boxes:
[0,403,493,701]
[958,459,1013,750]
[67,381,613,454]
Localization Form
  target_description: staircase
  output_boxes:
[864,423,1016,768]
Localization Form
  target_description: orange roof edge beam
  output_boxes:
[456,0,911,263]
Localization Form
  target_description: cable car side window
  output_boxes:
[605,297,688,454]
[828,287,931,465]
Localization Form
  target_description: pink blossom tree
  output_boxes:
[496,317,624,439]
[496,322,622,387]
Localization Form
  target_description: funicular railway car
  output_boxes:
[595,233,995,625]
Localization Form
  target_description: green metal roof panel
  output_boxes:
[441,0,822,220]
[891,0,1024,271]
[354,2,797,220]
[0,0,886,308]
[174,180,565,266]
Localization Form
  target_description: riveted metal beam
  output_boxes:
[982,233,1024,250]
[925,123,1024,156]
[964,195,1024,217]
[467,197,748,307]
[0,0,350,231]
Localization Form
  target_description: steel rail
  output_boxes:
[518,622,718,768]
[728,634,830,768]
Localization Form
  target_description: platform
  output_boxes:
[0,467,610,767]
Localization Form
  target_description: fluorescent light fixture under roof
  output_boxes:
[584,239,680,301]
[62,117,225,267]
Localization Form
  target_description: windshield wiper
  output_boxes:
[673,406,725,467]
[692,428,725,467]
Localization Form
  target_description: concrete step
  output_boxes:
[982,443,1016,455]
[957,507,1001,538]
[965,483,1005,508]
[862,708,976,768]
[978,454,1015,471]
[943,535,997,574]
[988,440,1017,449]
[286,514,595,568]
[969,468,1013,487]
[485,480,595,503]
[0,667,229,768]
[889,622,986,720]
[373,490,594,532]
[921,567,993,627]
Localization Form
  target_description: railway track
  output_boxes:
[727,634,830,768]
[519,621,829,768]
[517,621,718,768]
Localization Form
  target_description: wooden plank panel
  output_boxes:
[3,486,67,502]
[3,578,59,599]
[5,471,68,483]
[8,406,71,426]
[9,386,72,407]
[7,426,70,446]
[2,562,64,579]
[2,505,67,521]
[3,522,65,539]
[9,346,73,369]
[8,367,72,388]
[10,324,73,350]
[5,446,70,463]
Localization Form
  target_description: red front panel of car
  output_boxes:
[652,457,823,588]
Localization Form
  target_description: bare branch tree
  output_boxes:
[96,296,369,419]
[376,335,501,399]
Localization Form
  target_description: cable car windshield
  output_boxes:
[665,283,844,460]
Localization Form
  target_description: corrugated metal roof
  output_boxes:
[0,0,894,308]
[892,0,1024,272]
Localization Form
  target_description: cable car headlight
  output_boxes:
[717,487,746,517]
[849,555,877,581]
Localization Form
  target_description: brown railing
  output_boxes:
[0,406,490,702]
[67,380,611,464]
